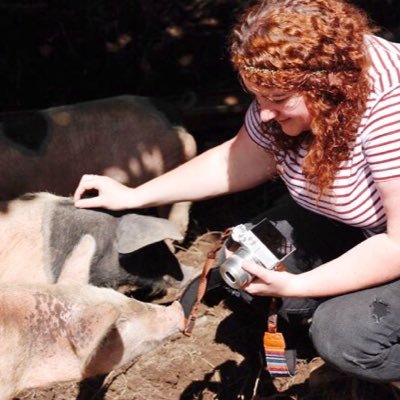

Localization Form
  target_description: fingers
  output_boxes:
[242,280,269,295]
[241,263,295,297]
[242,261,270,282]
[74,196,103,209]
[74,174,131,211]
[73,174,100,200]
[74,175,105,208]
[241,262,272,295]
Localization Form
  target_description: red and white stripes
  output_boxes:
[245,35,400,237]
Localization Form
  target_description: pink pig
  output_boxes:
[0,235,184,400]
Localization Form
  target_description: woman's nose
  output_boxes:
[259,106,279,122]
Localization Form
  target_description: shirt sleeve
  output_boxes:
[363,85,400,181]
[244,100,276,152]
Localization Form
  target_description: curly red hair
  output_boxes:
[231,0,376,194]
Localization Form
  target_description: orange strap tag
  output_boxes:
[263,297,293,377]
[264,330,292,377]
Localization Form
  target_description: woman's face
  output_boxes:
[242,77,313,136]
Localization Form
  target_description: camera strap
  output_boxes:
[264,295,295,377]
[180,229,232,336]
[179,229,296,377]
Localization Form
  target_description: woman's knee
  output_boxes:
[310,293,400,381]
[310,299,354,366]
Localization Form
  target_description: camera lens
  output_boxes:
[224,271,237,284]
[219,247,254,289]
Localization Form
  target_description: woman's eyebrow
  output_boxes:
[241,82,290,99]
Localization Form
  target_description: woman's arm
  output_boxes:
[74,125,277,210]
[242,178,400,298]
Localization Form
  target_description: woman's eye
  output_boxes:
[259,96,288,104]
[272,98,287,104]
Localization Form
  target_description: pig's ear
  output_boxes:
[67,303,120,368]
[116,214,183,254]
[58,234,96,284]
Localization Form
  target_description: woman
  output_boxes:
[74,0,400,382]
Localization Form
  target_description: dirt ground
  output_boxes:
[7,99,400,400]
[13,222,400,400]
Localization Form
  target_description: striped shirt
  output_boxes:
[245,35,400,237]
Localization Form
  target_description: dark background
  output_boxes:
[1,0,399,233]
[1,0,399,112]
[0,0,253,111]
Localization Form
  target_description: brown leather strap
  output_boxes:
[183,229,232,336]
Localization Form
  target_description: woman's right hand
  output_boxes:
[73,174,135,210]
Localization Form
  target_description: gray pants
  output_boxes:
[254,195,400,382]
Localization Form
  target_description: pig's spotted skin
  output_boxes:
[0,268,184,399]
[27,292,99,356]
[0,192,185,298]
[27,293,70,350]
[0,96,196,206]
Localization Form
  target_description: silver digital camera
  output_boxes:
[219,218,296,289]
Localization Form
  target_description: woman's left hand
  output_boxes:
[241,261,298,297]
